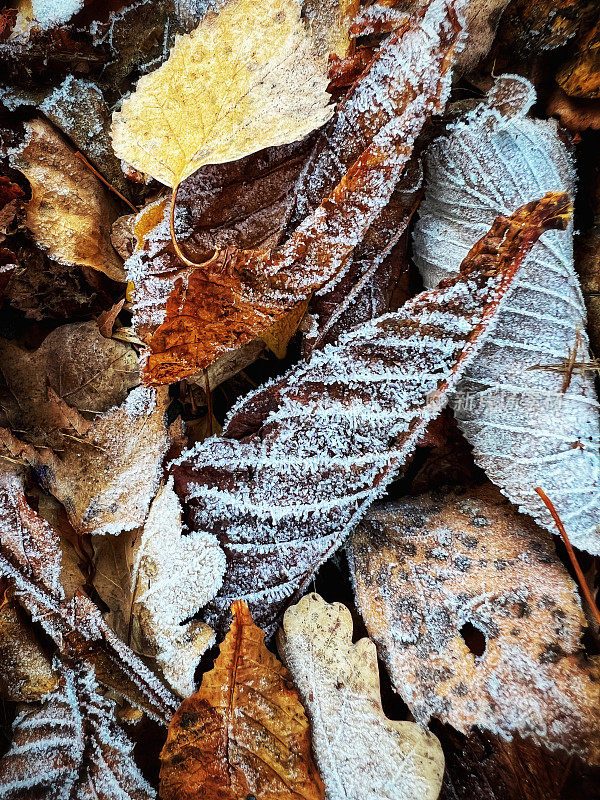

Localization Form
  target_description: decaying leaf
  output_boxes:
[0,320,139,439]
[303,0,359,58]
[130,0,465,385]
[171,192,571,633]
[159,600,325,800]
[0,387,171,536]
[0,470,180,722]
[547,86,600,131]
[10,118,125,282]
[0,581,56,702]
[556,12,600,98]
[278,593,445,800]
[0,658,155,800]
[413,74,600,555]
[111,0,333,188]
[129,479,225,696]
[15,0,84,31]
[347,485,600,762]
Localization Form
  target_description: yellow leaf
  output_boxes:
[111,0,334,188]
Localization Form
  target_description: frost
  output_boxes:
[132,479,226,696]
[412,73,600,554]
[348,486,600,763]
[278,593,445,800]
[0,659,155,799]
[27,0,83,29]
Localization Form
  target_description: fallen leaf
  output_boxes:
[129,479,225,696]
[347,484,600,762]
[556,12,600,98]
[0,386,171,536]
[130,0,464,385]
[303,0,359,58]
[111,0,333,188]
[10,118,125,282]
[412,74,600,555]
[547,86,600,131]
[0,320,139,440]
[278,592,445,800]
[0,470,180,722]
[0,580,56,702]
[0,658,155,800]
[171,192,571,633]
[159,599,325,800]
[15,0,84,30]
[492,0,587,54]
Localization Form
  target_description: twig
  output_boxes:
[535,487,600,628]
[74,151,138,213]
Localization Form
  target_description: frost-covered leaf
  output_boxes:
[171,192,571,633]
[15,0,84,30]
[0,321,139,440]
[159,600,324,800]
[278,593,445,800]
[0,659,154,800]
[303,0,359,58]
[347,485,600,763]
[1,386,171,536]
[111,0,333,188]
[412,74,600,554]
[10,118,125,283]
[130,479,225,696]
[130,0,465,385]
[0,471,179,723]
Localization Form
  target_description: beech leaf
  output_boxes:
[347,485,600,763]
[10,118,125,283]
[278,593,445,800]
[171,191,571,633]
[111,0,333,188]
[0,659,155,800]
[412,74,600,554]
[159,599,325,800]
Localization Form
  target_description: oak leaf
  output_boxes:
[412,74,600,554]
[111,0,333,188]
[10,118,125,282]
[347,485,600,762]
[0,471,179,723]
[159,599,325,800]
[171,192,571,633]
[129,0,465,385]
[0,659,155,800]
[277,593,445,800]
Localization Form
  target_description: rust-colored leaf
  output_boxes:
[159,600,324,800]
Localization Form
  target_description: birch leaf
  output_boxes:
[347,485,600,763]
[412,74,600,555]
[277,593,445,800]
[171,192,571,634]
[0,659,155,800]
[10,118,125,283]
[159,600,325,800]
[111,0,333,188]
[131,479,225,697]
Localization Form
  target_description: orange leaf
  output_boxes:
[160,601,324,800]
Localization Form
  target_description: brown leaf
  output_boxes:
[159,600,325,800]
[130,0,465,385]
[171,192,571,634]
[556,12,600,98]
[547,86,600,131]
[0,471,179,723]
[347,484,600,762]
[10,118,125,282]
[0,386,171,536]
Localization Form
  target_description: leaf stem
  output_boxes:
[74,151,138,213]
[169,182,221,269]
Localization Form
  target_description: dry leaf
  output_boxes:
[0,320,139,439]
[0,658,155,800]
[111,0,333,187]
[547,86,600,131]
[0,386,171,536]
[0,471,179,722]
[412,74,600,555]
[159,599,325,800]
[10,118,125,282]
[556,12,600,98]
[15,0,84,30]
[130,0,464,385]
[347,485,600,762]
[303,0,359,58]
[129,479,225,696]
[278,593,445,800]
[0,581,56,702]
[171,192,571,633]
